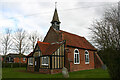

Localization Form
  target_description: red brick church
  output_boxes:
[27,8,103,74]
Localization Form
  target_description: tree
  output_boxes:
[12,28,29,66]
[1,28,12,63]
[90,3,120,80]
[29,31,43,51]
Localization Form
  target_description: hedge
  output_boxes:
[2,63,27,68]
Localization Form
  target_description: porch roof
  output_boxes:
[28,40,65,57]
[37,41,65,55]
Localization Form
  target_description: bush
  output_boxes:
[2,63,27,68]
[99,48,120,80]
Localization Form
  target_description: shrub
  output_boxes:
[2,63,27,68]
[99,48,120,80]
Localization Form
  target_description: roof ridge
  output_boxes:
[60,30,84,38]
[37,41,50,44]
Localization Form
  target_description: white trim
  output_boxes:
[85,50,89,64]
[41,64,49,66]
[42,56,49,66]
[74,49,80,64]
[28,58,33,65]
[39,51,40,56]
[23,58,26,61]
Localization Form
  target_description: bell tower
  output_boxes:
[51,2,61,30]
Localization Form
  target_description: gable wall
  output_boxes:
[43,27,62,43]
[14,57,27,63]
[33,44,41,57]
[51,44,65,69]
[65,47,95,72]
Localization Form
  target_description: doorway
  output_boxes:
[34,57,40,72]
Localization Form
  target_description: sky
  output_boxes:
[0,0,119,54]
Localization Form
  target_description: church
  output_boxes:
[27,8,103,74]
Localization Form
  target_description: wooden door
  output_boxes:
[34,57,40,72]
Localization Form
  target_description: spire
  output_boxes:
[51,8,60,23]
[51,2,61,30]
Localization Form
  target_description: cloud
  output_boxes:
[0,0,118,55]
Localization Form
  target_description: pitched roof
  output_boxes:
[27,52,33,57]
[59,30,97,50]
[27,41,65,56]
[51,8,60,23]
[4,53,26,57]
[37,41,65,55]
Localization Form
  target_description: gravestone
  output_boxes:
[62,67,69,78]
[102,64,107,70]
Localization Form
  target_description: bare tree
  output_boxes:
[12,28,29,66]
[90,4,120,80]
[90,5,120,50]
[29,31,43,51]
[0,28,12,63]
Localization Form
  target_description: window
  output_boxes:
[74,49,80,64]
[85,50,89,64]
[23,58,26,61]
[42,56,49,66]
[28,58,33,65]
[39,51,40,56]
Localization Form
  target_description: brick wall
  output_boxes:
[51,69,62,74]
[14,57,27,63]
[27,66,34,72]
[27,67,62,74]
[65,51,70,71]
[39,69,51,74]
[94,53,103,68]
[66,47,95,72]
[43,27,62,43]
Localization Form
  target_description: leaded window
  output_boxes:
[42,56,49,66]
[74,49,80,64]
[85,50,89,64]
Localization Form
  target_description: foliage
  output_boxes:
[0,28,12,63]
[90,4,120,80]
[29,31,43,51]
[2,63,27,68]
[90,6,120,50]
[98,49,120,80]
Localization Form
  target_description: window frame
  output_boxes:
[74,49,80,64]
[28,57,33,65]
[42,56,49,66]
[23,57,26,61]
[85,50,89,64]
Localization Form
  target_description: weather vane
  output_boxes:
[55,2,57,9]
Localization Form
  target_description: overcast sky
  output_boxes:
[0,0,119,55]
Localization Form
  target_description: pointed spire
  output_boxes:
[51,2,60,23]
[51,2,61,31]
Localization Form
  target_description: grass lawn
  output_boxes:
[2,68,111,78]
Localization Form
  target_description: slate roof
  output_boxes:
[51,8,60,23]
[3,53,26,57]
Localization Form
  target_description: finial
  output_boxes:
[55,2,57,9]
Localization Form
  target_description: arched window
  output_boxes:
[74,49,80,64]
[85,50,89,64]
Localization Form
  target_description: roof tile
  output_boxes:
[60,30,97,50]
[37,41,65,55]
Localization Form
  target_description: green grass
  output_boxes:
[2,68,111,78]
